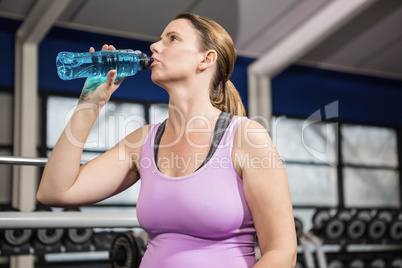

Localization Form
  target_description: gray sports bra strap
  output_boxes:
[201,112,233,171]
[153,119,166,167]
[154,112,234,172]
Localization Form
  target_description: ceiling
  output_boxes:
[0,0,401,80]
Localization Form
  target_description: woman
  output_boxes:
[37,13,297,267]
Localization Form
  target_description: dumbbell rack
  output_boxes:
[295,208,402,268]
[295,232,402,268]
[0,211,143,263]
[0,156,145,267]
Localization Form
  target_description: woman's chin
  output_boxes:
[150,76,165,88]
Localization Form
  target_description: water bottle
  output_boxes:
[56,49,153,80]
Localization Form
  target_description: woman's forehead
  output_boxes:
[163,19,196,37]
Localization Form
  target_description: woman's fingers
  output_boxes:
[91,44,116,52]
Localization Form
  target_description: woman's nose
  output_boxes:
[150,40,161,54]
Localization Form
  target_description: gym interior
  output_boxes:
[0,0,401,267]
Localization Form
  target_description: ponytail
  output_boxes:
[210,80,246,117]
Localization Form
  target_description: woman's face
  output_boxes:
[149,19,204,87]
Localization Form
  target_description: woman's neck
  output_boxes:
[165,86,221,136]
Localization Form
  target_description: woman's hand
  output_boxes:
[79,44,126,107]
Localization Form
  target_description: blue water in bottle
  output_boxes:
[56,49,153,80]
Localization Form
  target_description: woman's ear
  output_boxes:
[198,50,217,71]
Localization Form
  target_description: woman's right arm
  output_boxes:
[37,44,150,207]
[37,106,151,207]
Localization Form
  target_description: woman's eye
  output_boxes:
[170,35,178,42]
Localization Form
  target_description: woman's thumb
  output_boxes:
[106,70,118,87]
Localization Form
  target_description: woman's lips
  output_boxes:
[151,57,159,66]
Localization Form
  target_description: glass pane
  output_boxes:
[0,149,12,204]
[47,96,77,148]
[80,151,102,163]
[149,103,169,124]
[0,92,13,144]
[97,181,141,205]
[47,96,146,150]
[342,124,398,167]
[96,101,145,148]
[286,164,338,206]
[344,167,400,208]
[271,117,337,165]
[47,150,103,163]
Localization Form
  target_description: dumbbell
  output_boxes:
[324,210,352,240]
[328,259,344,268]
[93,231,119,251]
[312,209,331,236]
[348,259,365,268]
[34,205,64,247]
[367,210,391,241]
[63,208,93,245]
[66,227,93,245]
[0,206,32,247]
[389,210,402,242]
[369,258,386,268]
[110,232,143,268]
[390,258,402,268]
[294,217,303,241]
[346,210,371,241]
[62,208,93,252]
[294,261,304,268]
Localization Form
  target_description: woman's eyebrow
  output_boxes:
[159,31,181,40]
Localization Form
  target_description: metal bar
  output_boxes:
[304,232,327,268]
[299,236,315,268]
[258,76,272,127]
[0,156,86,167]
[0,156,49,166]
[247,72,258,118]
[397,128,402,208]
[337,123,345,208]
[0,212,140,229]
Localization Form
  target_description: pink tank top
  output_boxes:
[136,115,256,268]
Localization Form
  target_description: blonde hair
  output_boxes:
[174,13,246,117]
